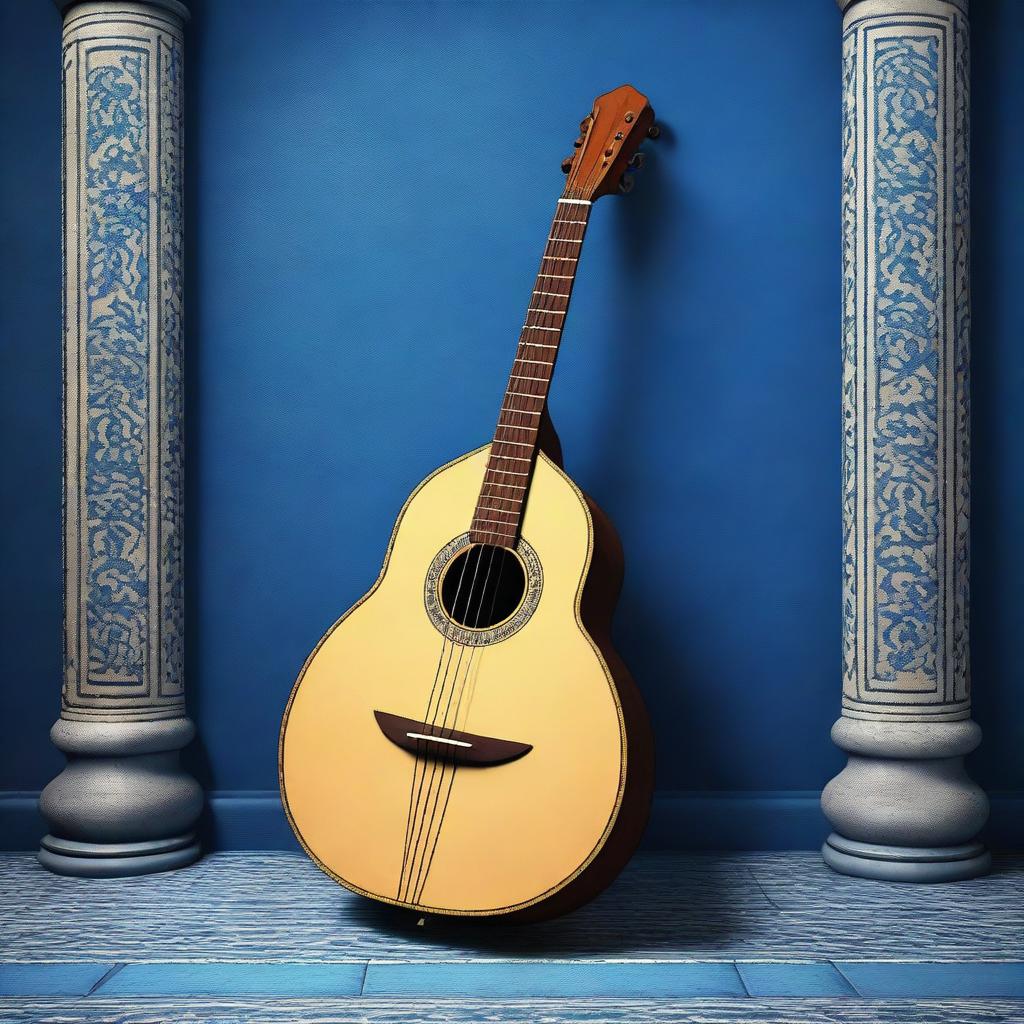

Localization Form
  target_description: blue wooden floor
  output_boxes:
[1,852,1022,1022]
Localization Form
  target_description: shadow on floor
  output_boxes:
[342,854,743,956]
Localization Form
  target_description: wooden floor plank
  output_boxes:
[98,962,366,997]
[736,962,856,997]
[2,852,1022,964]
[1,958,1021,1000]
[835,962,1024,999]
[0,963,114,997]
[0,996,1020,1024]
[360,961,747,997]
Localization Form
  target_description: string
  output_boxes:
[409,506,511,903]
[401,509,502,903]
[402,198,589,904]
[410,542,507,904]
[399,547,487,902]
[396,540,473,899]
[408,202,580,833]
[400,195,590,905]
[407,548,496,903]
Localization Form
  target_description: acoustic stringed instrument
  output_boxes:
[280,85,657,921]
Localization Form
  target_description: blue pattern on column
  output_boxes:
[84,52,150,686]
[63,11,187,715]
[871,34,940,681]
[840,4,970,717]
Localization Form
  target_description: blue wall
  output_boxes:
[2,0,1021,838]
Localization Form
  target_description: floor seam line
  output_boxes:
[358,961,369,995]
[830,959,863,997]
[732,960,753,997]
[745,865,783,912]
[86,963,125,997]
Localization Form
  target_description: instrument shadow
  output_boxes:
[339,853,741,955]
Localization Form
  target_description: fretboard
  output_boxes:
[469,197,592,547]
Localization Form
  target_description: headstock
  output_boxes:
[561,85,657,201]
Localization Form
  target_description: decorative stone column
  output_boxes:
[39,0,201,877]
[822,0,988,882]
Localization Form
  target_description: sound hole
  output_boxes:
[440,544,527,630]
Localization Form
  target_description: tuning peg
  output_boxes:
[561,156,573,174]
[628,152,647,170]
[647,123,661,140]
[618,174,635,195]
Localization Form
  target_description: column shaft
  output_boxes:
[39,0,201,877]
[822,0,988,881]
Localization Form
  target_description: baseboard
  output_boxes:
[3,791,1021,852]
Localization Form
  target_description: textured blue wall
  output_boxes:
[1,1,1021,816]
[0,0,65,790]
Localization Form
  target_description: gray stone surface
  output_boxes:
[822,745,990,847]
[823,835,991,882]
[37,835,200,877]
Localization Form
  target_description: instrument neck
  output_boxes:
[469,196,592,547]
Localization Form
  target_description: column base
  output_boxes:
[822,833,990,882]
[822,718,989,882]
[38,832,200,878]
[39,717,203,877]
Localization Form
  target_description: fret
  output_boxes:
[477,503,519,516]
[548,235,582,243]
[482,481,526,491]
[522,325,560,332]
[514,358,552,366]
[505,389,545,399]
[541,256,578,262]
[492,454,532,463]
[518,340,558,350]
[472,532,517,544]
[478,511,520,524]
[527,308,564,316]
[495,421,537,431]
[557,197,591,206]
[485,467,529,477]
[537,273,574,280]
[533,290,568,298]
[500,405,541,415]
[475,519,519,533]
[494,435,536,446]
[494,430,536,440]
[475,503,517,516]
[472,516,517,530]
[509,374,550,384]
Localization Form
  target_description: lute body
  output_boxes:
[280,85,657,920]
[280,444,652,919]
